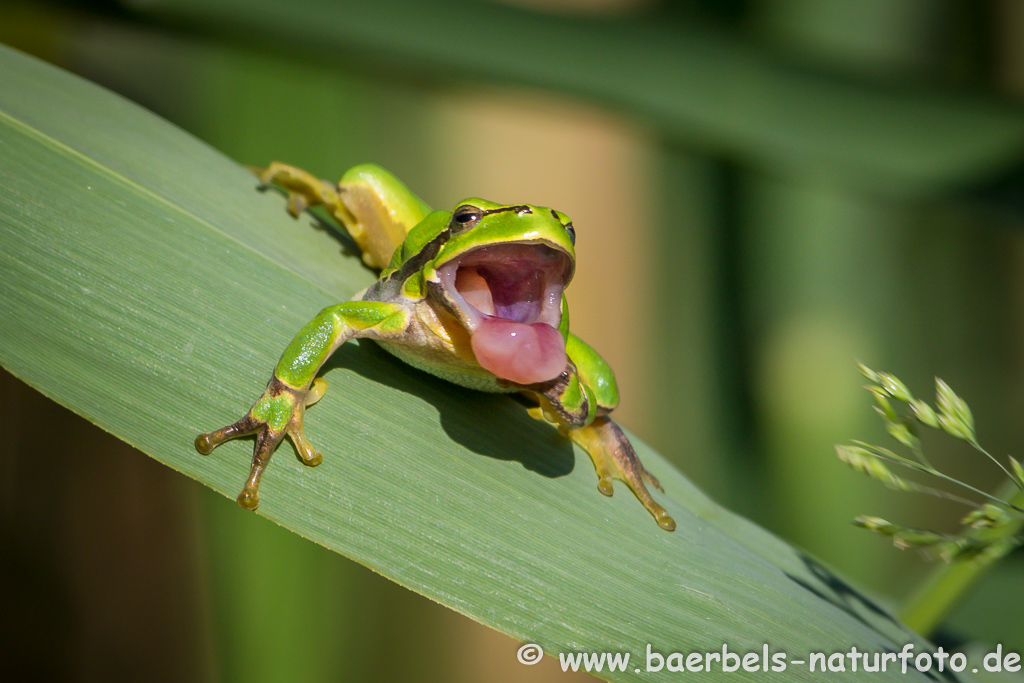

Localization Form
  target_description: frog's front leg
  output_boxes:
[529,335,676,531]
[196,300,409,509]
[570,417,676,532]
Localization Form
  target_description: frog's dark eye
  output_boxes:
[452,205,482,230]
[550,208,575,245]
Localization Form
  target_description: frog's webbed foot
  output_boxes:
[252,162,353,223]
[195,377,328,509]
[570,416,676,531]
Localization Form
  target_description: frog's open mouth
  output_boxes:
[437,243,572,385]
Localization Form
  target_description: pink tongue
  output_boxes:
[471,319,566,385]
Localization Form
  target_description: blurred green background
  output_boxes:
[3,0,1024,681]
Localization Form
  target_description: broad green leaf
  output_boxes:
[128,0,1024,198]
[0,44,954,681]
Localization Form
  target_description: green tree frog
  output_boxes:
[196,163,676,531]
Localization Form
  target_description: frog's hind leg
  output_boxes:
[253,161,358,231]
[570,417,676,531]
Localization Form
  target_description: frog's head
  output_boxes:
[427,199,576,386]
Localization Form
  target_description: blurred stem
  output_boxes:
[898,479,1024,636]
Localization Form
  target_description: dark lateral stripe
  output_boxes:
[377,225,453,297]
[483,205,532,216]
[376,205,532,297]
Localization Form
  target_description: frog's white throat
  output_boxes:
[437,243,570,385]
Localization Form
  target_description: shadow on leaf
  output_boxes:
[320,341,575,480]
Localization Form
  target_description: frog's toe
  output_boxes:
[237,489,260,510]
[194,432,215,454]
[305,378,328,406]
[252,162,291,187]
[195,415,261,454]
[655,508,677,532]
[642,469,666,494]
[289,432,323,467]
[597,475,615,497]
[230,426,285,511]
[286,192,309,218]
[284,390,325,467]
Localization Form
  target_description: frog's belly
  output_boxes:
[373,339,515,394]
